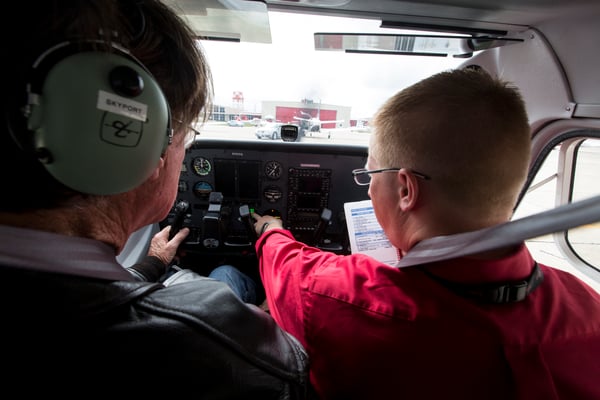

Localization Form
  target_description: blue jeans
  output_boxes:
[209,265,258,305]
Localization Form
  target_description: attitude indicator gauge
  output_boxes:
[193,181,213,200]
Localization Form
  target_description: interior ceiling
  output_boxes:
[263,0,600,34]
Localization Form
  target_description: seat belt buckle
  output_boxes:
[495,281,528,303]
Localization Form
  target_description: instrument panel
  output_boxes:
[162,139,369,269]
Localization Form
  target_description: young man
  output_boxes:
[253,68,600,399]
[0,1,311,397]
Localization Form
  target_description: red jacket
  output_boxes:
[257,228,600,400]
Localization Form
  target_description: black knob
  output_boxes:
[313,208,332,246]
[109,65,144,97]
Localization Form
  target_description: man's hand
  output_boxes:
[147,225,190,266]
[252,213,283,237]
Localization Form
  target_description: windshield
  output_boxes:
[196,11,466,145]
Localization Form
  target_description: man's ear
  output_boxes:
[397,169,419,211]
[149,156,166,181]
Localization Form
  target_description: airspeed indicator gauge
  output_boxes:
[192,157,211,176]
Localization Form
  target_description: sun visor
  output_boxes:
[163,0,272,43]
[314,32,522,57]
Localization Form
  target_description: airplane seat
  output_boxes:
[116,223,159,268]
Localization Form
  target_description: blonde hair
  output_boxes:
[371,68,531,213]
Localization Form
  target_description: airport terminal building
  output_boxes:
[210,98,353,128]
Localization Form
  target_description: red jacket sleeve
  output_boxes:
[255,228,341,345]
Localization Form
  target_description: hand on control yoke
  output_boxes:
[147,224,190,266]
[168,200,190,240]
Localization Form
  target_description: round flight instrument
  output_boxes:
[192,157,212,176]
[193,181,213,199]
[263,185,283,203]
[265,160,283,180]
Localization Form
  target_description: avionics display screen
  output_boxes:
[214,159,260,201]
[296,193,321,209]
[238,161,260,199]
[288,168,331,211]
[296,175,325,209]
[214,160,235,197]
[298,176,322,193]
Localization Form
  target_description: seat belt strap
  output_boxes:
[421,262,544,303]
[395,194,600,268]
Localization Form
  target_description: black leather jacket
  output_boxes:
[0,265,313,398]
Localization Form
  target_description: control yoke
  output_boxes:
[168,200,190,240]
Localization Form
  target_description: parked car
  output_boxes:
[255,122,281,140]
[227,119,244,127]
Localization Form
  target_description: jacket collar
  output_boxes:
[0,224,134,281]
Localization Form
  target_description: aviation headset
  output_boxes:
[17,40,172,195]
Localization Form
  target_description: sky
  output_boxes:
[199,11,465,119]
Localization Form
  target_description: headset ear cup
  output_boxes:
[27,49,170,195]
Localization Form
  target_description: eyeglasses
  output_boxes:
[184,125,200,149]
[351,167,431,186]
[174,119,200,150]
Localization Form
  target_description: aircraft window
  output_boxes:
[568,138,600,270]
[195,11,465,145]
[514,137,600,293]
